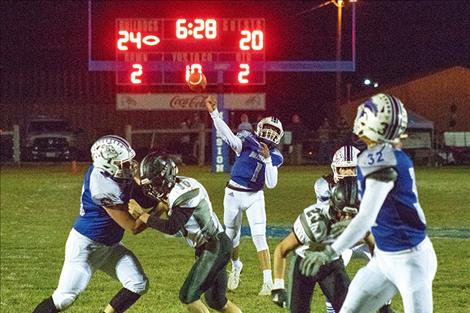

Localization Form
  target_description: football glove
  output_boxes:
[271,288,288,308]
[128,199,148,219]
[300,245,337,277]
[330,219,352,237]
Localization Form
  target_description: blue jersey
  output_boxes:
[230,131,283,190]
[73,166,154,245]
[357,143,427,252]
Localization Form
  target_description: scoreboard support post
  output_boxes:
[211,70,230,173]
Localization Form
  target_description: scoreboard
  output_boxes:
[115,18,265,86]
[89,1,357,87]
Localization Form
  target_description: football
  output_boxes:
[187,72,207,92]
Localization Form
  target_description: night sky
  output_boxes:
[1,0,469,123]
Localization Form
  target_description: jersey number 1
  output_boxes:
[250,162,263,182]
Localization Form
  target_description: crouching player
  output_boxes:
[314,145,394,313]
[32,135,153,313]
[271,177,360,313]
[134,153,242,313]
[300,94,437,313]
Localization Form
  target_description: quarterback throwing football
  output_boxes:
[205,96,284,295]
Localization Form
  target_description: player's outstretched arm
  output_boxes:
[273,232,300,283]
[104,204,148,235]
[272,232,299,308]
[205,95,242,154]
[139,206,194,235]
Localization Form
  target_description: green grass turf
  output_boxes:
[1,164,470,312]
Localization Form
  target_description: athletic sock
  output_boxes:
[326,301,336,313]
[263,269,273,284]
[273,278,285,290]
[231,259,243,270]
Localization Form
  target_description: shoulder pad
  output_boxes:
[172,188,200,208]
[358,143,397,177]
[314,177,331,203]
[271,148,283,166]
[169,177,203,208]
[367,167,398,182]
[90,168,124,206]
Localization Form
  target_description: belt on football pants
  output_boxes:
[226,182,259,193]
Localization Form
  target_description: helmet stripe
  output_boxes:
[388,96,400,140]
[393,97,404,139]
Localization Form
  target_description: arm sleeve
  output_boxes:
[264,157,278,188]
[210,110,242,155]
[146,206,194,235]
[331,178,394,255]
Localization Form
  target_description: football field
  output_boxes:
[1,164,469,312]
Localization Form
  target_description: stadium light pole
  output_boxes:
[335,0,344,106]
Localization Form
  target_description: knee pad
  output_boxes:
[251,223,268,252]
[205,293,228,311]
[52,291,78,311]
[225,226,241,248]
[123,275,149,295]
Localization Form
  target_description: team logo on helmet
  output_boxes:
[354,93,408,143]
[91,135,136,179]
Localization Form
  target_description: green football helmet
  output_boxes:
[140,153,178,200]
[329,177,360,221]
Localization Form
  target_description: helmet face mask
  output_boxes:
[329,177,360,222]
[256,117,284,145]
[353,93,408,144]
[140,153,178,200]
[91,135,136,179]
[331,146,360,183]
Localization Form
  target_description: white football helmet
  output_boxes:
[90,135,136,179]
[353,93,408,143]
[256,117,284,145]
[331,145,360,183]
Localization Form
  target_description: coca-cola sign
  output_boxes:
[169,95,209,109]
[116,93,265,111]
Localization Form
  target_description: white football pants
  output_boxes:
[341,243,372,266]
[223,187,268,252]
[340,237,437,313]
[52,229,148,311]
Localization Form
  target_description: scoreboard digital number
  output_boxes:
[115,18,265,86]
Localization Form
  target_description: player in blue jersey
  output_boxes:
[32,135,154,313]
[300,94,437,313]
[313,145,395,313]
[205,96,284,295]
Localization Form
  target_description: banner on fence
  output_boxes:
[116,93,265,111]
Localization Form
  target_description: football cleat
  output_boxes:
[227,262,243,290]
[272,288,288,308]
[258,281,273,296]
